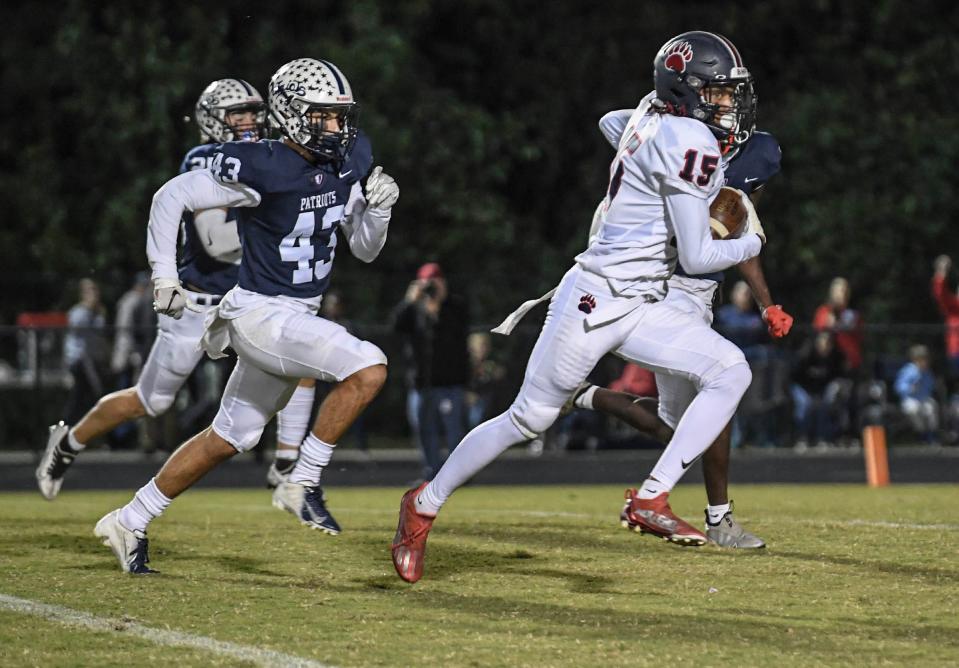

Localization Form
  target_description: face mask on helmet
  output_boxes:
[222,102,268,142]
[196,79,267,144]
[302,103,359,162]
[690,78,757,154]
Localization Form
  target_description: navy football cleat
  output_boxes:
[272,481,341,535]
[94,510,157,574]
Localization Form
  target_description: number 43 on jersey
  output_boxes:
[279,205,344,284]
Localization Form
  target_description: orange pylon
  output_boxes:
[862,425,890,487]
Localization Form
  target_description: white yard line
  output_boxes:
[0,594,333,668]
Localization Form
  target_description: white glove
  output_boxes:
[364,166,399,210]
[152,278,202,320]
[738,190,766,245]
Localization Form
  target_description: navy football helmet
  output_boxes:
[653,31,757,153]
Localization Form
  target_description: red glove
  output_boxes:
[762,305,793,339]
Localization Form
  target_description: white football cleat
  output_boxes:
[272,481,341,535]
[36,422,74,500]
[93,510,157,574]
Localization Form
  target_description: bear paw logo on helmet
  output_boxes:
[664,41,693,73]
[578,294,597,314]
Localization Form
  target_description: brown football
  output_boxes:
[709,186,747,239]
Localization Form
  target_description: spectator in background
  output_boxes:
[894,344,939,444]
[791,331,846,448]
[466,332,506,429]
[716,280,766,359]
[393,263,471,479]
[931,255,959,385]
[109,272,153,448]
[63,278,108,424]
[814,277,864,372]
[319,290,368,453]
[111,272,152,381]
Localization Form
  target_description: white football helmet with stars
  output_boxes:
[195,78,266,143]
[268,58,359,161]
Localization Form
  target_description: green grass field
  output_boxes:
[1,484,957,667]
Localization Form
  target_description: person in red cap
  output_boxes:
[393,262,471,480]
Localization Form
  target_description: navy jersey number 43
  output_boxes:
[210,132,373,299]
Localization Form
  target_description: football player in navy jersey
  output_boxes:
[92,59,399,573]
[34,79,327,499]
[562,91,794,548]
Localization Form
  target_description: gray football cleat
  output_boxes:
[94,510,157,574]
[705,505,766,549]
[36,422,75,500]
[272,481,341,535]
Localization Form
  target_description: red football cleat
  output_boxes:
[620,488,706,546]
[391,482,435,583]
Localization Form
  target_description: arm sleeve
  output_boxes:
[598,110,633,148]
[147,169,260,281]
[340,181,389,263]
[665,186,761,275]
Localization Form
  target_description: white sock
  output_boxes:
[706,503,731,525]
[288,433,334,486]
[637,477,667,500]
[649,363,751,491]
[416,412,527,516]
[276,384,315,451]
[574,385,598,410]
[67,428,86,452]
[118,478,171,533]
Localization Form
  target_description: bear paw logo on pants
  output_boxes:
[578,294,597,314]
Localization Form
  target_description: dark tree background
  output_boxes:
[2,0,957,325]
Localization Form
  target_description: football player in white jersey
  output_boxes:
[393,32,767,583]
[558,96,794,549]
[35,79,317,497]
[91,59,399,573]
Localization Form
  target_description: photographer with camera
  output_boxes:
[393,263,471,480]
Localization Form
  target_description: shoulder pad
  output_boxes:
[344,131,374,182]
[208,140,274,192]
[724,131,782,192]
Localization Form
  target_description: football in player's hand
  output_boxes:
[709,186,747,239]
